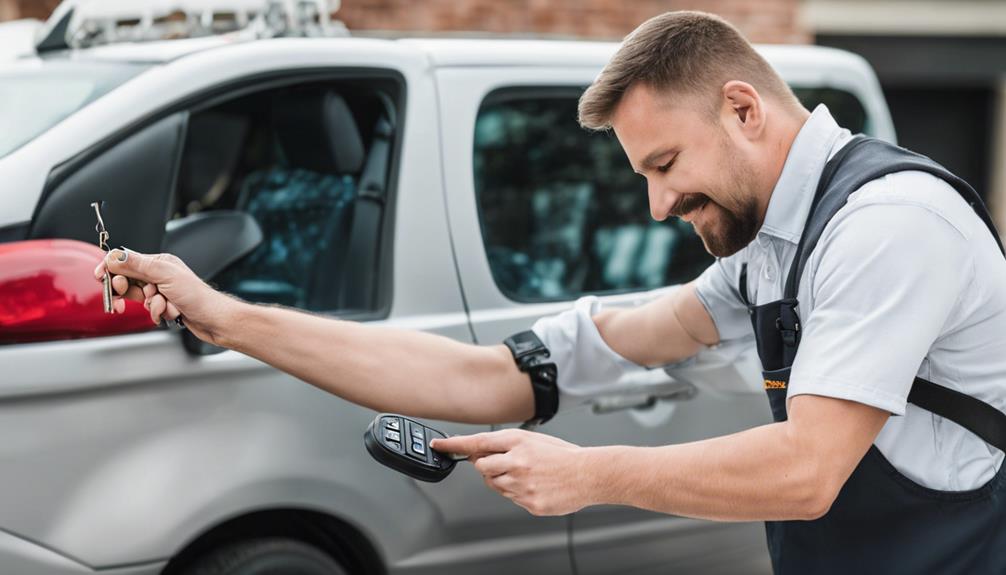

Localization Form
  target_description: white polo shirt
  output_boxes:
[533,105,1006,491]
[693,105,1006,490]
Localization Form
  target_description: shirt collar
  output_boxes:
[757,105,850,244]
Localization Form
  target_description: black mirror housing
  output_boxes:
[163,210,262,280]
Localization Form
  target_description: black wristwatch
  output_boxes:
[503,330,559,427]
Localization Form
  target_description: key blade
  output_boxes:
[101,273,113,314]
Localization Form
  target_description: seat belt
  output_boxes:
[340,116,393,310]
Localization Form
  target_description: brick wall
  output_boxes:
[3,0,808,44]
[0,0,18,20]
[2,0,57,21]
[339,0,809,43]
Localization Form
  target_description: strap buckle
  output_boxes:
[776,299,801,348]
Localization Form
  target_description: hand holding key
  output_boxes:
[94,248,240,347]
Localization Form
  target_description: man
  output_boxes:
[95,11,1006,573]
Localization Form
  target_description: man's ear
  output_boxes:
[721,81,765,140]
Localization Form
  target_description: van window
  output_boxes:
[473,88,711,302]
[472,86,872,302]
[175,79,399,314]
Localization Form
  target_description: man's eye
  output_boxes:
[657,158,675,173]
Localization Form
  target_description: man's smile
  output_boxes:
[679,197,709,223]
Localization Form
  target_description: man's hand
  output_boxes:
[93,249,239,346]
[431,429,593,516]
[434,395,889,521]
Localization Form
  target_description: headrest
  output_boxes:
[178,112,249,208]
[273,91,365,175]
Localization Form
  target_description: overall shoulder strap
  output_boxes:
[784,137,1004,300]
[783,136,1006,452]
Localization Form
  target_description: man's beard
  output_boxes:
[694,197,759,257]
[671,163,760,257]
[683,139,761,258]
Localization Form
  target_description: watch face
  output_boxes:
[509,330,545,356]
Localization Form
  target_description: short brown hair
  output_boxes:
[578,11,800,131]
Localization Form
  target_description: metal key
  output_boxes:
[91,202,114,314]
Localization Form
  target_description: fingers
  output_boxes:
[429,436,476,455]
[104,249,173,285]
[482,474,516,500]
[164,301,181,321]
[143,294,183,324]
[111,274,129,295]
[110,274,148,315]
[431,429,524,456]
[473,453,511,477]
[123,284,145,302]
[108,266,147,298]
[147,293,168,326]
[489,473,517,492]
[111,275,146,298]
[463,452,494,463]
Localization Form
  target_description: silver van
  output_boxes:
[0,4,895,574]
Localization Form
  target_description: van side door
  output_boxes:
[436,64,776,574]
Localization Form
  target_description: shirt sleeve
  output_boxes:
[788,199,974,415]
[694,252,753,342]
[532,285,765,414]
[530,295,649,412]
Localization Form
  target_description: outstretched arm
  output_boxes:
[96,249,534,424]
[95,250,718,424]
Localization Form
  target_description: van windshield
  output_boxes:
[0,60,148,159]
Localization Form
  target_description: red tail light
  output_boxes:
[0,239,153,344]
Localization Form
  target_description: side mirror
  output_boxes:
[164,210,262,280]
[163,210,262,355]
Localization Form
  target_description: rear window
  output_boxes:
[792,87,869,135]
[0,61,147,158]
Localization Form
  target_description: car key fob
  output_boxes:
[364,414,462,482]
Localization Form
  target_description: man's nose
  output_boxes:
[647,180,679,222]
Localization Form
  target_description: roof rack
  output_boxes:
[36,0,347,53]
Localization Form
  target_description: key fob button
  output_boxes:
[404,421,428,461]
[428,430,449,467]
[385,430,401,442]
[384,418,400,431]
[411,440,426,456]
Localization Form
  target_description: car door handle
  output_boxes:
[591,378,697,414]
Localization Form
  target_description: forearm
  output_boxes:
[592,282,717,367]
[583,423,836,522]
[219,301,534,424]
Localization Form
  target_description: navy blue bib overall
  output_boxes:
[741,137,1006,574]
